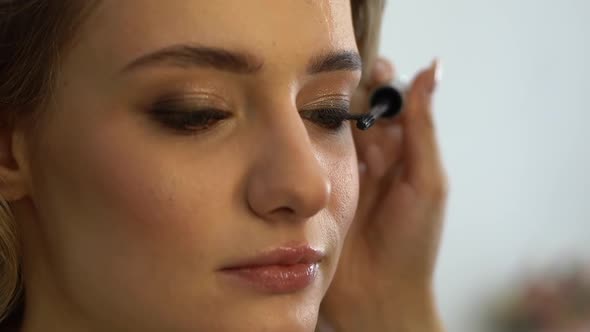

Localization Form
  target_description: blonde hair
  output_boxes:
[351,0,387,83]
[0,0,386,326]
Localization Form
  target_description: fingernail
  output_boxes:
[386,125,402,140]
[434,58,443,83]
[373,59,390,83]
[358,161,367,174]
[373,59,387,76]
[425,58,441,94]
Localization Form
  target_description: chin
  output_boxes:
[210,290,322,332]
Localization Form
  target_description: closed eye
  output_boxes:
[299,108,356,131]
[149,106,232,134]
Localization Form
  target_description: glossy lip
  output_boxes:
[219,244,325,293]
[222,245,325,268]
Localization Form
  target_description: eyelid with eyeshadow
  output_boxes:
[299,95,351,110]
[146,92,364,134]
[150,91,232,111]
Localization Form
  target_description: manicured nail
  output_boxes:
[358,161,367,174]
[386,125,402,140]
[434,58,443,83]
[372,59,391,83]
[426,58,441,94]
[374,59,387,73]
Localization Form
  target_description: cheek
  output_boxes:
[319,134,359,242]
[28,105,239,299]
[330,155,359,238]
[331,158,359,229]
[25,104,253,327]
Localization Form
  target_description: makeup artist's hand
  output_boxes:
[319,58,447,332]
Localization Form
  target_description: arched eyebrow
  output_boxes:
[307,50,362,74]
[120,44,362,75]
[120,44,264,74]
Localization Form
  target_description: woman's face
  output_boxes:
[18,0,360,331]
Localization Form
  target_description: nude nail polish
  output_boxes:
[434,58,443,83]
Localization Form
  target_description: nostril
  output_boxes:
[272,206,296,216]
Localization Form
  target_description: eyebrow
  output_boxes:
[307,50,363,74]
[120,44,362,75]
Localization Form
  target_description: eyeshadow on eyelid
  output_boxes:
[301,96,351,109]
[152,92,232,108]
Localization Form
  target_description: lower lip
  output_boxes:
[220,263,319,293]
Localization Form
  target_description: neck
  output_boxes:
[13,199,95,332]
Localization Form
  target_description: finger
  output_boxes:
[351,57,401,223]
[354,143,380,224]
[400,59,446,195]
[356,124,403,178]
[351,57,398,153]
[354,123,404,226]
[352,58,401,218]
[351,57,395,116]
[367,58,395,89]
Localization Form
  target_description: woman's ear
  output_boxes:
[0,123,30,201]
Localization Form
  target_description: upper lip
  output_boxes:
[221,244,325,269]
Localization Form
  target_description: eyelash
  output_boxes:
[299,108,353,131]
[149,106,231,134]
[149,105,353,134]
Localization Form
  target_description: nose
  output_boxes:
[245,107,331,223]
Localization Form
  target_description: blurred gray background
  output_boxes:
[380,0,589,331]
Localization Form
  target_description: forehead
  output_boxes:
[78,0,357,73]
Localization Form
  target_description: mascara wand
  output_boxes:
[355,79,408,130]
